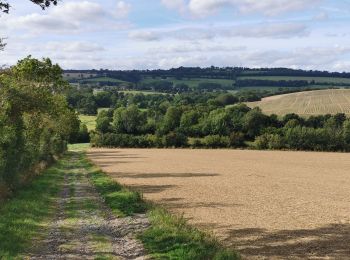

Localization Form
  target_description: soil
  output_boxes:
[87,148,350,260]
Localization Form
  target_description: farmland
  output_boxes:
[87,148,350,259]
[79,115,97,131]
[248,89,350,115]
[238,75,350,84]
[83,77,129,84]
[141,77,234,89]
[64,68,350,94]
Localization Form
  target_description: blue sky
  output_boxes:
[1,0,350,71]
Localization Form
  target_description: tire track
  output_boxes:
[28,153,150,260]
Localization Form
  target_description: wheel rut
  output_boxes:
[28,154,150,260]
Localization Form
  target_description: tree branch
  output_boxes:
[0,38,6,51]
[0,1,58,13]
[0,1,59,51]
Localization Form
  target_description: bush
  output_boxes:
[202,135,229,148]
[75,123,90,143]
[229,132,245,148]
[163,131,188,148]
[145,134,163,148]
[254,133,284,150]
[191,138,203,148]
[254,134,269,150]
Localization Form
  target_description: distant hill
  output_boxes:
[63,67,350,93]
[248,89,350,116]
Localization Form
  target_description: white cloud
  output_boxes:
[161,0,187,13]
[128,31,160,41]
[129,22,308,42]
[313,11,329,21]
[162,0,321,17]
[235,0,321,16]
[148,42,246,54]
[50,1,106,21]
[115,1,131,18]
[45,41,105,52]
[232,23,308,38]
[2,1,131,34]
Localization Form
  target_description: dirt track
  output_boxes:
[28,153,149,260]
[87,148,350,259]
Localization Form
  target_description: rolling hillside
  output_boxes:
[248,89,350,116]
[64,68,350,93]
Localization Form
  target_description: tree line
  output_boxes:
[0,57,80,199]
[84,90,350,152]
[66,84,329,116]
[65,66,350,88]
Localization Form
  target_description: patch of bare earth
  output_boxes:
[28,154,149,260]
[88,148,350,260]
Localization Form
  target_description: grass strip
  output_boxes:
[82,155,147,217]
[0,159,66,258]
[139,209,240,260]
[81,152,240,260]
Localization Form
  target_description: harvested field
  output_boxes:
[87,148,350,259]
[248,89,350,116]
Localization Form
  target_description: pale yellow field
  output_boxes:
[87,148,350,259]
[248,89,350,116]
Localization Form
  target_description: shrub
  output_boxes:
[75,123,90,143]
[203,135,229,148]
[255,133,284,150]
[191,138,203,148]
[163,131,188,148]
[254,134,269,150]
[145,134,163,148]
[229,132,245,148]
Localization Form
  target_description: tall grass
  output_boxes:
[140,208,240,260]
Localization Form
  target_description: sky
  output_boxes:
[1,0,350,71]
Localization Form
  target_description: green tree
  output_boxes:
[180,110,200,135]
[343,120,350,149]
[159,106,182,134]
[77,96,97,115]
[96,111,112,133]
[0,57,79,196]
[243,108,268,138]
[112,106,147,134]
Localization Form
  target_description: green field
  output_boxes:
[83,77,129,84]
[236,85,334,92]
[120,90,166,95]
[79,115,97,131]
[238,76,350,84]
[142,77,234,88]
[63,72,97,80]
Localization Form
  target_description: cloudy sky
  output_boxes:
[1,0,350,71]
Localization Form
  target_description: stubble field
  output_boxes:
[248,89,350,116]
[87,148,350,259]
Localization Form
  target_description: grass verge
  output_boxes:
[140,209,240,260]
[0,159,65,258]
[81,155,147,217]
[81,151,240,260]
